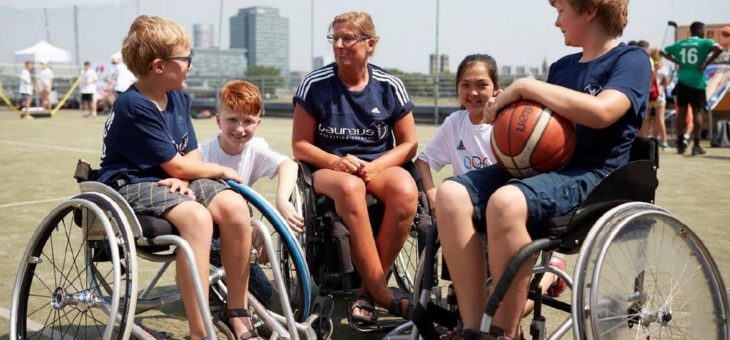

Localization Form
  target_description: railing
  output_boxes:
[0,62,547,124]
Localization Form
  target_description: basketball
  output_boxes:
[490,100,576,178]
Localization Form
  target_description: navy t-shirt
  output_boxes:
[293,63,414,161]
[547,43,650,177]
[98,85,198,185]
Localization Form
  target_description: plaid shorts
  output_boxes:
[118,179,230,217]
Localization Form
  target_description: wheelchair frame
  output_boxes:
[10,177,318,340]
[293,160,432,335]
[385,138,730,340]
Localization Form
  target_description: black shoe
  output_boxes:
[677,139,687,154]
[692,144,706,155]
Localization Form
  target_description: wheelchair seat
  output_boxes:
[543,137,659,254]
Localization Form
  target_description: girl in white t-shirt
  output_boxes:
[415,54,566,322]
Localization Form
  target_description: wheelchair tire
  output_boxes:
[10,196,137,340]
[573,202,729,339]
[228,181,312,322]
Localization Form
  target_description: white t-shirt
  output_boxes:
[199,136,288,186]
[418,109,496,175]
[113,63,136,93]
[39,67,54,90]
[19,69,33,95]
[80,68,98,94]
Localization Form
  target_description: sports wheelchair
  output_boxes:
[386,137,729,339]
[290,160,434,336]
[10,161,318,340]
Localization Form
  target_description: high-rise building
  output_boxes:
[312,56,333,70]
[193,23,215,49]
[439,54,450,74]
[230,6,289,76]
[429,54,438,75]
[188,48,247,78]
[429,54,450,74]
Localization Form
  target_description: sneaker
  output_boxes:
[546,255,567,297]
[691,144,706,156]
[661,143,670,150]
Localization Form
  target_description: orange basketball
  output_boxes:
[490,100,576,178]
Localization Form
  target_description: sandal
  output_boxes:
[387,288,413,320]
[221,308,261,340]
[349,292,378,324]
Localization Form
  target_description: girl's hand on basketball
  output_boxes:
[158,178,195,199]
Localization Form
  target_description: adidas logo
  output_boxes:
[457,140,465,150]
[371,107,381,114]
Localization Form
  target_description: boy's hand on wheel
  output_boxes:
[220,167,244,183]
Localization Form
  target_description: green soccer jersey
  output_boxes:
[664,36,720,90]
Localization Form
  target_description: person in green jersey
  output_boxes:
[661,21,722,155]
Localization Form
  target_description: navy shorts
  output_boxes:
[446,164,601,236]
[118,179,230,217]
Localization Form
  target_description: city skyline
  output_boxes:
[0,0,729,74]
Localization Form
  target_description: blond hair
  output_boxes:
[549,0,628,37]
[121,15,191,77]
[220,80,262,117]
[649,48,663,70]
[329,12,379,56]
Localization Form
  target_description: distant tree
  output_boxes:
[245,65,285,98]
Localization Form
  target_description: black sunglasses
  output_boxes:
[163,52,193,69]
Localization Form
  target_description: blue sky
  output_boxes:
[0,0,728,73]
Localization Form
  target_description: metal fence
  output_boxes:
[0,61,547,124]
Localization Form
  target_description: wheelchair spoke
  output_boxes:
[586,208,728,339]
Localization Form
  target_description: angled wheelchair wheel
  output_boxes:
[10,196,137,340]
[227,181,312,323]
[573,202,729,339]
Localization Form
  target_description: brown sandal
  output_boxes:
[222,309,260,340]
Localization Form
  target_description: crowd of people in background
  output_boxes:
[628,21,723,156]
[15,53,136,119]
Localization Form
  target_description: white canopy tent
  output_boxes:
[14,40,71,64]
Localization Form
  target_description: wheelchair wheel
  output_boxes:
[227,181,312,322]
[573,202,729,339]
[392,229,420,292]
[10,196,137,340]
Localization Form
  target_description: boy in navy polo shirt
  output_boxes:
[435,0,650,338]
[99,15,262,340]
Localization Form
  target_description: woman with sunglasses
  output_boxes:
[292,11,418,324]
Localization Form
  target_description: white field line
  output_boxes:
[0,196,71,209]
[0,140,98,154]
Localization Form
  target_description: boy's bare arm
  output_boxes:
[160,152,244,183]
[275,159,304,232]
[415,158,437,212]
[487,78,633,129]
